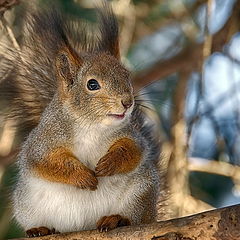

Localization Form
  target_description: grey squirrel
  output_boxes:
[1,1,164,237]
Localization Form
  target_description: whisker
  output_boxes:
[134,99,161,103]
[133,81,162,96]
[130,60,148,72]
[136,103,158,113]
[134,91,163,97]
[135,99,172,109]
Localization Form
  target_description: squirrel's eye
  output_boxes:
[87,79,101,91]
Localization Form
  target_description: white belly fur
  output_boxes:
[19,174,136,232]
[72,125,111,169]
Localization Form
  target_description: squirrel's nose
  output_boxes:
[121,98,133,110]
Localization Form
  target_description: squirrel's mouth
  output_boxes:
[107,111,126,120]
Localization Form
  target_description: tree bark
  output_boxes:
[12,204,240,240]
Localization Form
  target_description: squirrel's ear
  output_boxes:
[55,46,82,90]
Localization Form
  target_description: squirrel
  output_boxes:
[1,1,164,237]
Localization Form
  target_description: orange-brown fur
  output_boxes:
[111,41,120,59]
[95,138,142,177]
[33,147,98,190]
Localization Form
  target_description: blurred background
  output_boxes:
[1,0,240,238]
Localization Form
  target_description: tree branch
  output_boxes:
[12,204,240,240]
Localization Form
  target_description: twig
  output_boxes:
[0,0,20,14]
[0,16,21,52]
[0,165,4,183]
[0,119,16,157]
[203,0,214,60]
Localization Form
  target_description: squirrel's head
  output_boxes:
[56,49,134,127]
[54,3,134,127]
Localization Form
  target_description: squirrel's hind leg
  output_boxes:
[26,227,59,238]
[96,214,131,232]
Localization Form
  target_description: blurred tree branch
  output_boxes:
[202,0,213,59]
[189,157,240,183]
[134,0,206,41]
[189,157,240,196]
[0,0,19,14]
[0,16,20,52]
[133,0,240,92]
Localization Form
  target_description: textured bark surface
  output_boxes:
[12,204,240,240]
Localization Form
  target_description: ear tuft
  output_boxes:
[97,2,120,59]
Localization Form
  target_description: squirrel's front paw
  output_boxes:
[72,168,98,190]
[95,153,117,177]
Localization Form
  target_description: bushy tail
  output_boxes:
[0,1,119,133]
[1,6,69,132]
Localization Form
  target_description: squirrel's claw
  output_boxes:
[95,155,117,177]
[75,169,98,190]
[26,227,57,237]
[96,214,130,232]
